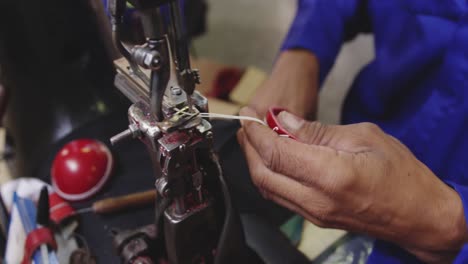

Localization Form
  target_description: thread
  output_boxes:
[74,207,93,215]
[199,113,266,126]
[174,107,267,126]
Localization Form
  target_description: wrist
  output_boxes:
[406,183,468,263]
[439,187,467,250]
[274,49,319,76]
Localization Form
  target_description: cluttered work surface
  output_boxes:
[0,59,346,263]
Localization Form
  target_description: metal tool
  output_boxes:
[111,225,159,264]
[108,0,248,263]
[76,190,157,215]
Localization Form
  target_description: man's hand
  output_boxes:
[237,107,468,263]
[249,50,319,119]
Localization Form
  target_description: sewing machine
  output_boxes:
[0,1,311,262]
[108,0,248,263]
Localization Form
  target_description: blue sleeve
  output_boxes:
[281,0,370,84]
[455,244,468,264]
[445,181,468,263]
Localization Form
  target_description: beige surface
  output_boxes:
[191,58,229,95]
[0,128,12,185]
[229,67,266,105]
[299,221,347,260]
[207,97,241,115]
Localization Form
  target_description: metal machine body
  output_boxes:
[108,0,235,263]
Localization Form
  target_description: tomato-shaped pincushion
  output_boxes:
[51,139,113,201]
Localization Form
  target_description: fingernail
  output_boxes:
[278,111,304,133]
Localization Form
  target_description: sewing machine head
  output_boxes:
[108,0,228,262]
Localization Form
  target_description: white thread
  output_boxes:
[199,113,266,126]
[175,107,267,126]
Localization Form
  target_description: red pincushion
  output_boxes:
[51,139,113,201]
[266,107,298,140]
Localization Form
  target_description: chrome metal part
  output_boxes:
[114,69,148,103]
[171,86,182,96]
[155,177,170,198]
[110,124,141,145]
[131,45,161,70]
[113,58,208,113]
[108,0,226,262]
[109,0,150,87]
[110,129,133,145]
[127,101,162,151]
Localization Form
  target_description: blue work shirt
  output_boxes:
[282,0,468,263]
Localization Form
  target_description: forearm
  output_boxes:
[251,0,371,118]
[283,0,370,83]
[249,49,319,119]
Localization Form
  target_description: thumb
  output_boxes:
[277,111,337,145]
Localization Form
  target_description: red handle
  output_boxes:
[22,227,57,264]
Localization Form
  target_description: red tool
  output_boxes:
[22,187,57,264]
[48,192,76,224]
[265,107,298,140]
[22,227,57,264]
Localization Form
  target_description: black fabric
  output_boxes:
[35,113,297,262]
[241,214,309,264]
[0,0,124,176]
[216,122,294,227]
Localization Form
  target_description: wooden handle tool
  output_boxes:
[78,190,157,215]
